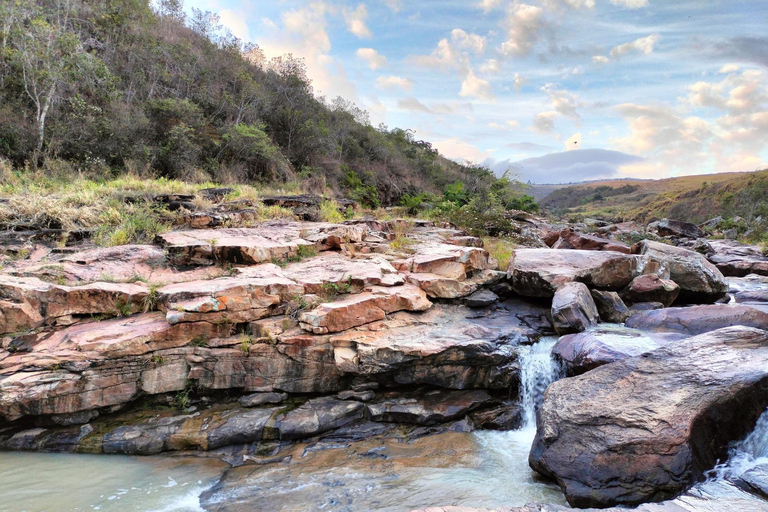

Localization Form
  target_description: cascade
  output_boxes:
[517,337,563,429]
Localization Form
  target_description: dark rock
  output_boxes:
[620,274,680,307]
[275,397,365,440]
[629,301,665,312]
[366,389,494,425]
[470,402,523,430]
[336,390,375,401]
[552,326,670,375]
[207,408,276,449]
[552,229,631,254]
[490,281,514,298]
[551,282,599,335]
[704,240,768,277]
[49,410,99,426]
[464,289,500,308]
[648,218,704,239]
[590,290,630,323]
[626,304,768,335]
[238,392,288,408]
[530,326,768,508]
[200,188,234,201]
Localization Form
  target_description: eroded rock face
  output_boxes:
[703,240,768,277]
[620,274,680,307]
[530,326,768,508]
[508,249,654,298]
[366,390,494,425]
[551,282,599,335]
[626,304,768,335]
[590,290,630,323]
[633,240,728,303]
[648,218,704,239]
[551,229,631,254]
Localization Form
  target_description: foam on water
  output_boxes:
[710,407,768,482]
[517,336,563,428]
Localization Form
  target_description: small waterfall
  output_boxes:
[518,337,563,429]
[711,407,768,481]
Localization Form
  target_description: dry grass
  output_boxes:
[483,237,516,270]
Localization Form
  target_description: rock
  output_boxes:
[464,289,500,308]
[274,397,365,440]
[336,390,375,401]
[552,326,668,375]
[529,326,768,508]
[395,244,493,279]
[590,290,630,323]
[739,464,768,499]
[551,282,600,335]
[206,408,276,449]
[298,285,431,334]
[648,218,705,239]
[629,301,665,312]
[704,240,768,277]
[632,240,728,303]
[724,228,739,240]
[200,187,234,201]
[734,290,768,305]
[620,274,680,307]
[626,304,768,335]
[470,402,523,430]
[551,229,632,254]
[238,392,287,407]
[508,249,655,298]
[280,252,404,293]
[366,389,494,425]
[406,270,504,299]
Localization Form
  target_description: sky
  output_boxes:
[184,0,768,183]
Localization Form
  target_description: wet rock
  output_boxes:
[508,249,654,298]
[238,392,287,407]
[551,229,631,254]
[367,389,494,425]
[530,326,768,508]
[590,290,630,323]
[298,285,431,334]
[738,464,768,498]
[648,218,704,239]
[629,301,665,312]
[733,290,768,305]
[552,326,670,375]
[206,408,276,449]
[464,290,500,308]
[620,274,680,307]
[626,304,768,335]
[470,402,523,430]
[703,240,768,277]
[632,240,728,303]
[551,282,599,335]
[275,397,365,440]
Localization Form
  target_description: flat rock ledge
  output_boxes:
[529,326,768,508]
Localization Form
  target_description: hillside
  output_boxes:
[0,0,524,207]
[540,170,768,226]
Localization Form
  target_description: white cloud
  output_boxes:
[480,59,501,74]
[543,0,595,9]
[513,73,526,91]
[356,48,387,69]
[565,132,582,150]
[282,3,331,53]
[609,0,649,8]
[477,0,505,13]
[432,137,490,163]
[397,98,470,116]
[451,29,487,55]
[489,120,520,130]
[382,0,401,12]
[344,4,372,39]
[219,9,249,40]
[532,111,558,133]
[542,83,581,120]
[499,3,544,56]
[593,55,609,64]
[719,63,740,74]
[409,37,466,72]
[376,75,413,91]
[460,69,496,101]
[507,120,521,128]
[610,34,660,59]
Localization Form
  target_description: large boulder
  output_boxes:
[529,326,768,508]
[626,304,768,335]
[551,229,631,254]
[366,389,494,425]
[508,249,655,298]
[590,290,630,323]
[552,326,669,375]
[703,240,768,277]
[620,274,680,307]
[648,218,704,239]
[551,282,599,335]
[632,240,728,303]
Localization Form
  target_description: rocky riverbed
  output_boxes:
[2,200,768,511]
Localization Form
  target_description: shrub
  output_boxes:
[319,199,344,223]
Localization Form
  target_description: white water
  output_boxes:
[710,407,768,482]
[517,336,563,428]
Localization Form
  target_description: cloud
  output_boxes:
[506,149,644,183]
[344,4,372,39]
[382,0,401,12]
[489,120,521,130]
[397,98,470,115]
[543,0,595,9]
[687,69,768,115]
[504,141,555,152]
[710,37,768,68]
[219,9,249,40]
[565,132,582,150]
[609,34,660,59]
[432,137,490,163]
[609,0,649,8]
[477,0,505,13]
[451,29,487,55]
[460,69,496,101]
[719,64,740,74]
[376,75,413,91]
[542,83,581,121]
[480,59,501,74]
[532,111,558,133]
[513,73,526,90]
[356,48,387,69]
[409,37,466,72]
[281,3,331,53]
[592,55,609,64]
[499,3,544,56]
